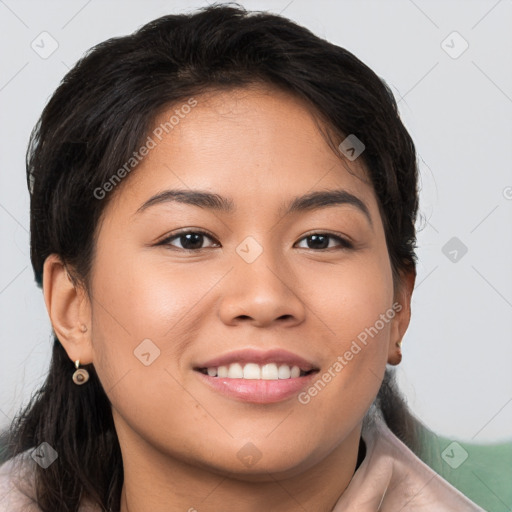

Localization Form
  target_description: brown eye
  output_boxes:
[295,233,353,250]
[159,230,220,251]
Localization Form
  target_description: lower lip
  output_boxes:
[195,371,318,404]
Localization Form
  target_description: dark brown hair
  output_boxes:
[1,3,422,510]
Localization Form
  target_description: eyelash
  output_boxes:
[157,229,354,252]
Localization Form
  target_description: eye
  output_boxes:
[157,230,353,252]
[158,229,220,251]
[294,232,353,250]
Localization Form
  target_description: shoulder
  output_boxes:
[333,410,486,511]
[0,451,102,512]
[373,418,484,510]
[0,451,41,512]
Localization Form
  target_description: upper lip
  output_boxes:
[195,348,319,372]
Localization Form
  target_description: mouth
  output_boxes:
[193,349,320,404]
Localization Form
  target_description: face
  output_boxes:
[71,86,406,479]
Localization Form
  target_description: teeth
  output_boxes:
[204,362,305,380]
[261,363,278,380]
[227,363,243,379]
[277,364,291,379]
[290,365,300,378]
[243,363,261,379]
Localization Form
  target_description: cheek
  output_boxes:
[91,250,205,333]
[298,252,393,410]
[308,249,394,346]
[88,252,218,387]
[87,256,201,434]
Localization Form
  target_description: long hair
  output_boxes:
[1,4,421,510]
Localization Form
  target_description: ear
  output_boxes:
[387,268,416,366]
[42,254,94,365]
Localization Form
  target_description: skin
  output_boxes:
[43,84,415,512]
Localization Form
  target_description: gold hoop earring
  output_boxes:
[72,360,90,385]
[395,340,403,363]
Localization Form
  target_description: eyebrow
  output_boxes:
[135,188,372,226]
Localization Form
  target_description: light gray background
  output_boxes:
[1,0,511,443]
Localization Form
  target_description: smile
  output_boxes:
[194,349,320,403]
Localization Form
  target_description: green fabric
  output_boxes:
[417,426,512,512]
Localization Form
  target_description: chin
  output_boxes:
[192,443,324,482]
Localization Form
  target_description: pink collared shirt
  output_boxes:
[332,413,484,510]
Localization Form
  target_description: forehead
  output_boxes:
[105,85,378,220]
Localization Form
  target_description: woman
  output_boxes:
[0,3,484,511]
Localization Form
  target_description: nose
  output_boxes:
[218,245,306,328]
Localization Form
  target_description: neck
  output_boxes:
[118,425,364,512]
